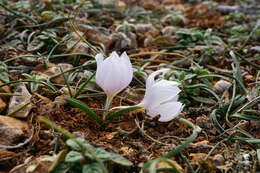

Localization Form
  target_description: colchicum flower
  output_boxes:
[95,51,133,98]
[138,69,183,122]
[95,51,133,119]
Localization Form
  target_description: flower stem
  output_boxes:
[103,95,114,120]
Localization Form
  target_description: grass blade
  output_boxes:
[66,98,103,125]
[163,118,201,158]
[231,113,260,121]
[74,72,95,98]
[106,106,141,121]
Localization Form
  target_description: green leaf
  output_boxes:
[190,96,216,105]
[95,148,132,166]
[231,113,260,121]
[163,118,201,158]
[95,148,111,160]
[183,74,197,81]
[152,36,176,46]
[0,62,9,83]
[51,162,74,173]
[106,106,141,121]
[74,72,95,98]
[66,139,81,151]
[230,51,247,93]
[27,39,44,51]
[65,151,83,162]
[82,163,104,173]
[143,158,181,173]
[66,98,103,125]
[142,159,157,173]
[66,138,94,158]
[108,153,133,166]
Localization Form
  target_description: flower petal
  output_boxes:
[145,69,170,89]
[95,51,133,97]
[142,79,181,110]
[120,52,133,88]
[147,102,183,122]
[95,53,104,68]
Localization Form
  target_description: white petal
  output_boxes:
[96,59,122,95]
[119,52,133,89]
[95,53,104,68]
[142,80,181,110]
[110,51,120,60]
[120,52,132,68]
[145,69,170,89]
[95,51,133,97]
[147,102,183,122]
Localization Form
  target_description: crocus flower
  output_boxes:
[95,51,133,98]
[138,69,183,122]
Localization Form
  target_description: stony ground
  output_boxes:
[0,0,259,172]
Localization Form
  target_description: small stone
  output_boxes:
[244,74,254,82]
[0,116,29,145]
[250,46,260,52]
[44,63,73,84]
[213,80,232,93]
[135,24,155,33]
[144,35,154,47]
[196,115,211,129]
[213,154,225,166]
[190,153,208,164]
[157,159,184,172]
[110,32,137,50]
[8,84,32,118]
[162,26,178,36]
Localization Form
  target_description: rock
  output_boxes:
[190,153,208,164]
[213,154,225,166]
[110,32,137,50]
[135,24,155,33]
[157,159,184,172]
[66,31,91,54]
[0,116,29,145]
[8,84,32,118]
[77,25,111,49]
[0,97,6,113]
[196,116,211,129]
[144,35,154,47]
[162,26,178,36]
[216,5,260,15]
[250,46,260,52]
[216,5,240,14]
[213,80,232,93]
[44,63,73,84]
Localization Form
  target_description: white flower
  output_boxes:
[95,51,133,98]
[138,69,183,122]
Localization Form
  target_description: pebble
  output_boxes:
[213,154,225,166]
[0,116,29,146]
